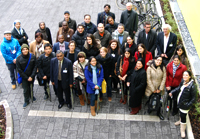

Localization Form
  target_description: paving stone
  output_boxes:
[36,129,47,139]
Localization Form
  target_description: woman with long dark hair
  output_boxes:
[96,47,113,101]
[169,45,189,67]
[169,71,197,138]
[84,56,104,116]
[134,43,153,71]
[145,55,166,120]
[116,48,135,104]
[166,55,187,116]
[107,39,122,91]
[83,34,101,59]
[127,58,147,115]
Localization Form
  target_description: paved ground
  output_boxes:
[0,0,186,139]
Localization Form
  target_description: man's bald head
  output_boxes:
[97,23,105,33]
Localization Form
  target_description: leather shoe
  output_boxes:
[158,113,164,120]
[58,103,64,109]
[67,103,72,109]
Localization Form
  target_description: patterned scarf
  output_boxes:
[173,63,180,77]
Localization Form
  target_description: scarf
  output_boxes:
[90,65,99,94]
[173,63,180,77]
[129,43,133,48]
[121,57,129,77]
[35,41,44,58]
[39,27,48,41]
[14,27,23,35]
[99,32,104,37]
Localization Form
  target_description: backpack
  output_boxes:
[147,93,160,113]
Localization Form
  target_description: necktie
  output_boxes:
[58,61,62,80]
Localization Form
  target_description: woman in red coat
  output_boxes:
[134,43,153,71]
[166,55,187,116]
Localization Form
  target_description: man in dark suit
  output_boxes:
[137,22,157,57]
[50,50,73,109]
[112,24,129,51]
[97,4,115,26]
[120,2,138,37]
[156,24,177,64]
[53,35,69,53]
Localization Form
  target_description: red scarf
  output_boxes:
[129,43,132,48]
[99,32,104,37]
[121,57,129,77]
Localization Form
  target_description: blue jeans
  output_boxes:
[6,63,16,85]
[90,93,97,106]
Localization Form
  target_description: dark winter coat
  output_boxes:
[97,11,115,26]
[37,52,55,78]
[82,22,97,34]
[35,27,52,45]
[124,42,137,55]
[83,39,101,59]
[96,53,114,78]
[16,53,37,80]
[11,28,28,46]
[105,22,119,34]
[71,30,87,51]
[171,80,197,110]
[59,18,77,32]
[120,10,138,37]
[137,29,157,57]
[64,49,80,63]
[93,30,112,47]
[127,68,147,108]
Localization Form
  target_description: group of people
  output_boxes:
[0,2,197,138]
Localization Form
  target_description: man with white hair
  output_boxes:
[156,24,177,64]
[120,2,138,38]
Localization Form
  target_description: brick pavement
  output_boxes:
[0,0,186,138]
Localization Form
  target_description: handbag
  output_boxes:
[101,79,107,94]
[17,53,32,84]
[36,73,45,86]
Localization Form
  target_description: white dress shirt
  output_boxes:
[164,33,170,53]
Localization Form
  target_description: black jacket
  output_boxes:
[64,49,80,63]
[81,22,97,34]
[59,18,77,32]
[171,80,197,110]
[71,30,87,51]
[109,48,122,64]
[124,42,137,55]
[97,11,115,26]
[96,53,114,78]
[156,32,177,62]
[120,10,138,37]
[105,22,119,34]
[137,29,157,56]
[116,55,135,76]
[37,52,55,78]
[16,53,37,80]
[35,27,52,45]
[11,28,28,46]
[127,68,147,107]
[93,30,112,47]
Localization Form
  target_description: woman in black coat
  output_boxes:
[96,47,113,101]
[83,34,101,59]
[64,40,79,64]
[107,39,122,91]
[124,36,137,55]
[35,22,52,45]
[11,20,29,46]
[169,71,197,138]
[116,48,135,104]
[127,58,147,115]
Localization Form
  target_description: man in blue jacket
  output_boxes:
[1,31,21,89]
